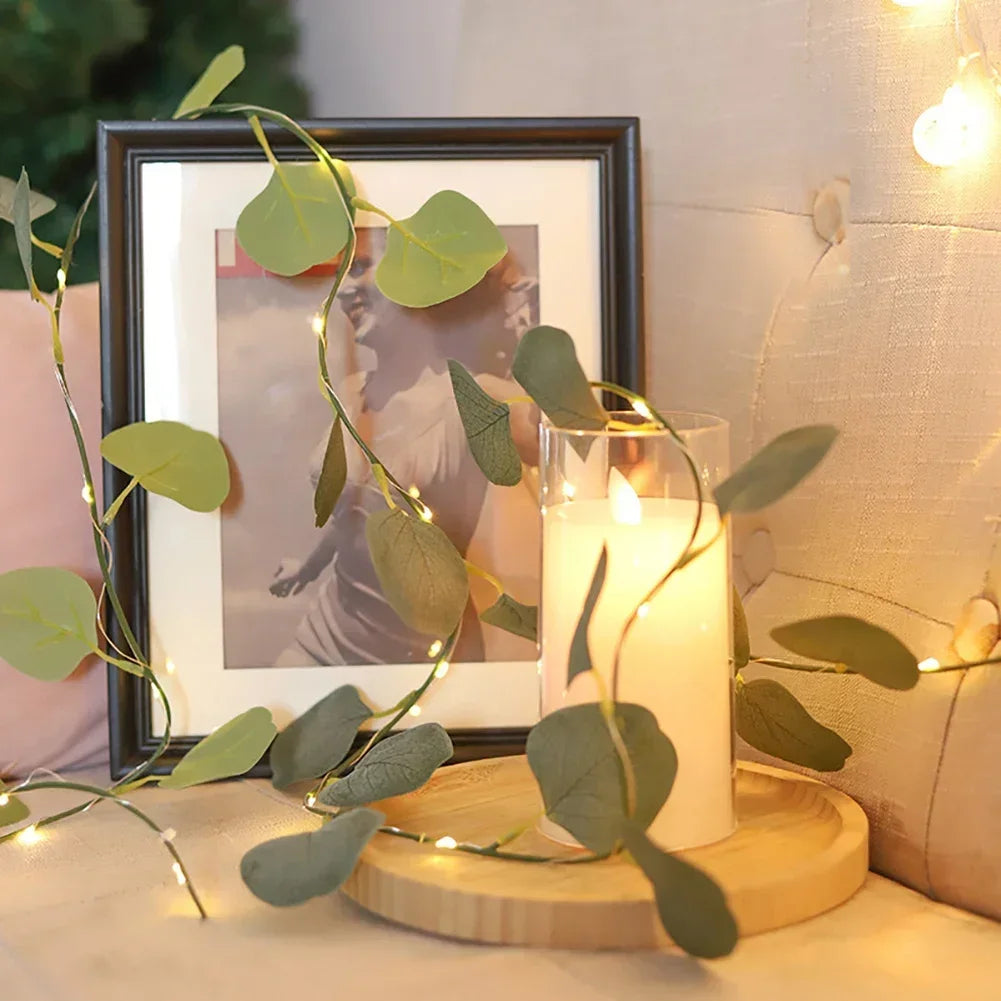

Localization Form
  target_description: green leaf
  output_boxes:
[100,420,231,513]
[621,821,738,959]
[733,587,750,670]
[526,702,677,855]
[0,794,30,827]
[270,685,373,789]
[61,182,97,275]
[0,174,55,224]
[568,546,607,686]
[319,723,453,807]
[480,593,538,643]
[714,425,838,516]
[770,615,918,690]
[13,169,37,297]
[365,507,469,637]
[314,417,347,528]
[375,190,507,307]
[241,807,383,907]
[236,162,351,278]
[447,360,521,486]
[172,45,246,119]
[511,326,609,432]
[736,678,851,771]
[0,567,97,681]
[160,707,277,789]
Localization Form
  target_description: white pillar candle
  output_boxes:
[540,477,735,851]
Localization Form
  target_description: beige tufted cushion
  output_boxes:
[0,283,107,776]
[731,230,1001,921]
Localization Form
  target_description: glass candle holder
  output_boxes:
[539,412,735,851]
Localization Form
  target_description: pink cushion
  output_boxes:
[0,283,107,777]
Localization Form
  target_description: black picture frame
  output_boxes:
[98,116,645,779]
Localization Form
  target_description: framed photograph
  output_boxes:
[98,117,644,777]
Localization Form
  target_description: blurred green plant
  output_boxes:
[0,0,307,290]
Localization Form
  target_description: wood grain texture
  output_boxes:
[342,756,869,949]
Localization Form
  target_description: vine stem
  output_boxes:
[376,824,609,864]
[183,103,515,559]
[351,196,461,270]
[589,382,708,702]
[465,560,503,595]
[198,101,433,522]
[750,656,850,674]
[304,626,462,808]
[1,781,206,919]
[750,654,1001,675]
[14,195,173,847]
[591,669,637,819]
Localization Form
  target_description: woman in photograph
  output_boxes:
[269,227,539,667]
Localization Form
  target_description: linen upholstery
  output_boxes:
[731,233,1001,921]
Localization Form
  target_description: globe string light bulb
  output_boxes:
[913,77,993,167]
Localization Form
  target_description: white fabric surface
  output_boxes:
[2,770,1000,1001]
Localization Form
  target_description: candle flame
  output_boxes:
[608,467,642,525]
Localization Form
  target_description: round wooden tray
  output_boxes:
[342,756,869,950]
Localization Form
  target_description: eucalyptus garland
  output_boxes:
[1,47,993,960]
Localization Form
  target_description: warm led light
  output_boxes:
[419,505,434,522]
[435,835,457,849]
[409,705,422,717]
[637,603,650,619]
[0,794,8,807]
[160,827,176,843]
[151,686,162,702]
[172,861,187,886]
[165,658,176,676]
[427,640,443,658]
[407,485,421,499]
[913,82,992,167]
[608,467,642,526]
[56,268,66,289]
[435,660,450,679]
[16,825,42,847]
[918,657,941,673]
[81,483,94,504]
[632,399,654,420]
[310,314,325,335]
[562,481,576,499]
[305,794,317,808]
